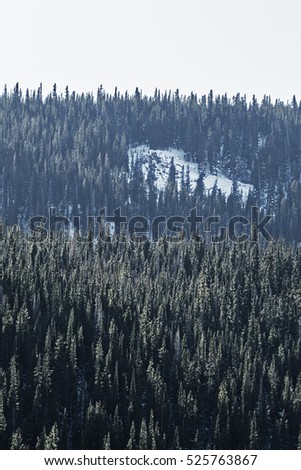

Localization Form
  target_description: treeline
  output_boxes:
[0,229,301,449]
[2,85,301,242]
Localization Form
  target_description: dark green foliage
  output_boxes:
[1,231,301,449]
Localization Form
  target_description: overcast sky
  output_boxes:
[1,0,300,102]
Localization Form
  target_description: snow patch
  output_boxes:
[128,145,253,201]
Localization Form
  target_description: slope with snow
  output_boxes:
[128,145,253,201]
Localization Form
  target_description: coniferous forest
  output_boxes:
[0,85,301,449]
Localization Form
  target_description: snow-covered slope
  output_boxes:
[128,145,253,201]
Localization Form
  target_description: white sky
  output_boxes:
[1,0,300,102]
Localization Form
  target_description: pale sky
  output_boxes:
[1,0,300,102]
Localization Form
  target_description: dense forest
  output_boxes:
[1,84,301,241]
[0,232,301,449]
[0,85,301,449]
